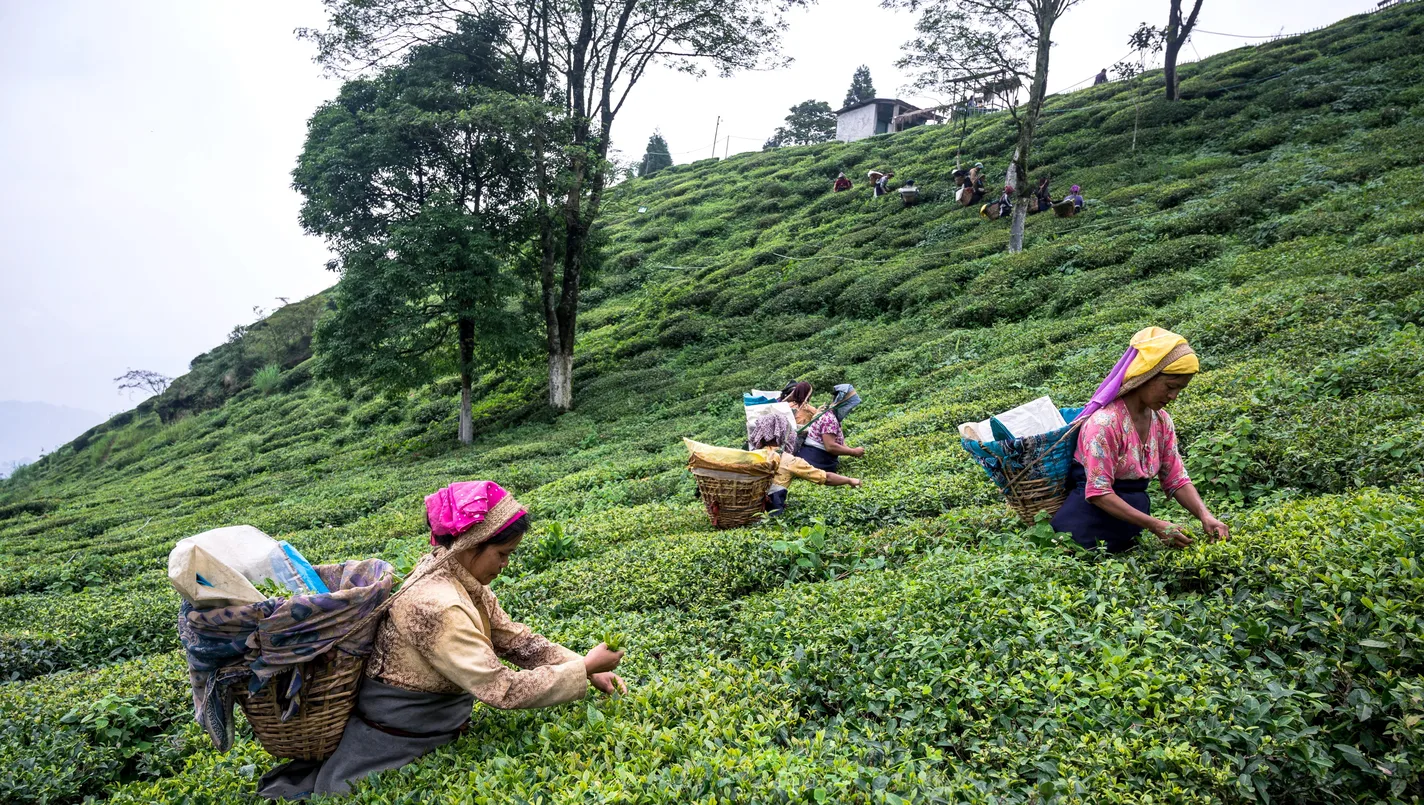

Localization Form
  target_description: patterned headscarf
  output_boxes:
[424,481,527,548]
[749,412,796,452]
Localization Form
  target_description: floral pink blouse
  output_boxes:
[1075,399,1191,499]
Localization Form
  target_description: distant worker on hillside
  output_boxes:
[1051,328,1230,553]
[1031,177,1052,214]
[833,172,852,192]
[898,179,921,207]
[748,413,862,514]
[873,169,895,197]
[1054,184,1084,217]
[1094,68,1108,86]
[958,164,987,206]
[981,184,1013,220]
[256,481,627,799]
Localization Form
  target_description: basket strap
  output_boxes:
[339,549,461,644]
[1002,419,1085,490]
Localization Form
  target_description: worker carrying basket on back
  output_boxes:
[1051,328,1229,553]
[174,482,630,800]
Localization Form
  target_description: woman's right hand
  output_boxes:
[1151,520,1193,549]
[851,447,866,458]
[584,643,624,676]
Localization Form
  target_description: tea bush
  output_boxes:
[3,5,1424,802]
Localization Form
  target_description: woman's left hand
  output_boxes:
[1200,514,1230,542]
[590,672,627,696]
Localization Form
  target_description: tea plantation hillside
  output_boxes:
[4,5,1424,803]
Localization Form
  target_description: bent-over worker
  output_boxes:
[796,385,866,473]
[258,481,626,800]
[749,413,861,514]
[1050,328,1230,553]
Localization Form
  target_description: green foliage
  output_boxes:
[639,131,673,177]
[771,522,885,584]
[4,6,1424,802]
[844,64,876,107]
[518,521,581,576]
[250,364,281,395]
[764,100,837,149]
[61,693,161,759]
[297,15,550,439]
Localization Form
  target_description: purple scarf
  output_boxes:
[1074,347,1137,422]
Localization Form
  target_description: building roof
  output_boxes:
[834,97,925,116]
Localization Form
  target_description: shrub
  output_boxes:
[250,364,281,395]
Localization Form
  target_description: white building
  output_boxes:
[834,98,940,143]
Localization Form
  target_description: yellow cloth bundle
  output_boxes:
[683,438,776,476]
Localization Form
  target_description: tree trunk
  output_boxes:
[548,350,573,411]
[1007,145,1028,253]
[457,317,475,445]
[1008,7,1056,254]
[1008,202,1030,253]
[1164,39,1182,101]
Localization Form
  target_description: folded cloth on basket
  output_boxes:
[178,558,394,751]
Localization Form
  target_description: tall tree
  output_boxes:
[640,131,673,176]
[304,0,807,412]
[294,17,547,444]
[843,64,876,107]
[763,100,837,148]
[891,0,1084,253]
[1128,1,1205,101]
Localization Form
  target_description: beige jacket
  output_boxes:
[366,553,588,710]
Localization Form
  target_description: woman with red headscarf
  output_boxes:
[258,481,625,800]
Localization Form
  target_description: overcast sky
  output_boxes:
[0,0,1372,431]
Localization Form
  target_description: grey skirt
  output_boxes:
[258,677,474,800]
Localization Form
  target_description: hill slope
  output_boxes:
[3,5,1424,803]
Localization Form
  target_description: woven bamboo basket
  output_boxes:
[1002,474,1070,524]
[237,649,366,761]
[692,468,773,529]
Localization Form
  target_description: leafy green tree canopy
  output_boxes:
[764,100,836,149]
[303,0,812,411]
[294,16,551,443]
[640,132,673,177]
[843,64,876,107]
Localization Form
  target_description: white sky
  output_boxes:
[0,0,1375,426]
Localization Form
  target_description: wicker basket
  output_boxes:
[961,410,1085,527]
[1002,474,1071,524]
[237,649,367,761]
[692,468,773,529]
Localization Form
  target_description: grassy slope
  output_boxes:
[3,5,1424,803]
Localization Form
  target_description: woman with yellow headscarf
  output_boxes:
[1050,327,1230,553]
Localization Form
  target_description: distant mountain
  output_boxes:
[0,401,104,477]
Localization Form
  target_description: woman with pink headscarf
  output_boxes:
[259,480,625,800]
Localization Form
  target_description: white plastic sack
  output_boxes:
[168,525,316,609]
[959,396,1066,442]
[744,389,797,446]
[994,396,1066,440]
